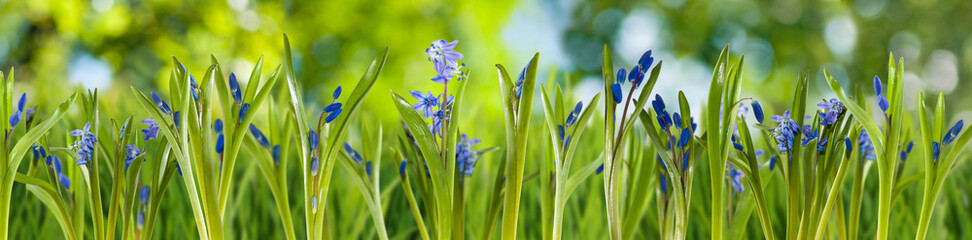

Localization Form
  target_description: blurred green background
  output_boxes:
[2,0,972,239]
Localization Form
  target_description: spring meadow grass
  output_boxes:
[1,32,972,240]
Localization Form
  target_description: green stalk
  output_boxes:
[814,152,850,240]
[875,169,892,240]
[400,173,430,240]
[500,54,539,240]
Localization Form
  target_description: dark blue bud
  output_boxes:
[9,111,21,128]
[399,161,407,176]
[173,111,181,128]
[638,50,654,69]
[651,94,665,113]
[333,86,342,99]
[932,142,941,162]
[324,103,342,113]
[140,186,150,205]
[751,100,764,124]
[906,141,914,153]
[616,68,626,85]
[627,65,641,83]
[873,76,882,96]
[572,101,583,115]
[658,155,666,170]
[229,73,242,103]
[216,134,225,154]
[595,163,604,175]
[214,119,223,134]
[844,137,852,153]
[272,145,281,165]
[944,120,964,145]
[366,161,372,177]
[878,95,889,112]
[17,93,26,112]
[733,142,744,151]
[673,113,682,129]
[678,128,692,148]
[557,125,565,141]
[308,130,319,152]
[769,156,777,170]
[611,83,623,103]
[151,92,172,114]
[310,157,320,175]
[325,108,342,123]
[59,173,71,189]
[238,103,250,123]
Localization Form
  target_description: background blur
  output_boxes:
[2,0,972,239]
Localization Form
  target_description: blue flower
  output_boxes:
[932,141,941,162]
[943,120,964,146]
[873,76,883,96]
[124,144,139,170]
[610,83,623,103]
[59,173,71,190]
[141,118,159,141]
[678,128,692,148]
[324,103,342,113]
[272,145,281,165]
[751,100,764,124]
[430,110,445,137]
[431,63,467,83]
[249,124,270,149]
[858,130,876,161]
[770,111,800,152]
[877,96,889,112]
[214,119,223,134]
[238,103,250,123]
[456,134,481,175]
[9,93,25,128]
[344,143,363,163]
[308,130,319,152]
[817,98,844,125]
[801,125,818,145]
[229,73,243,103]
[216,134,225,154]
[409,91,437,118]
[325,108,342,123]
[69,123,97,165]
[333,86,342,99]
[151,92,171,114]
[399,161,407,176]
[425,40,464,76]
[140,185,150,205]
[727,164,745,195]
[616,68,627,85]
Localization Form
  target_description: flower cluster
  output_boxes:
[413,39,465,137]
[69,123,97,165]
[611,50,655,104]
[770,111,800,152]
[456,134,481,176]
[344,143,371,177]
[123,118,160,170]
[426,39,466,84]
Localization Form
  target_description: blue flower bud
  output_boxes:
[638,50,654,70]
[611,83,623,103]
[59,173,71,189]
[627,65,641,83]
[932,142,941,162]
[651,94,665,113]
[214,119,223,134]
[877,95,889,112]
[17,93,26,112]
[616,68,626,85]
[238,103,250,123]
[272,145,281,165]
[325,108,342,123]
[333,86,342,99]
[216,134,225,154]
[140,186,150,205]
[595,163,604,175]
[873,76,882,96]
[150,92,172,114]
[399,161,407,176]
[944,120,964,145]
[678,128,692,148]
[751,100,764,124]
[308,130,319,152]
[844,137,852,154]
[229,73,242,103]
[324,103,342,113]
[9,111,21,128]
[173,111,181,128]
[310,157,319,175]
[572,101,583,116]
